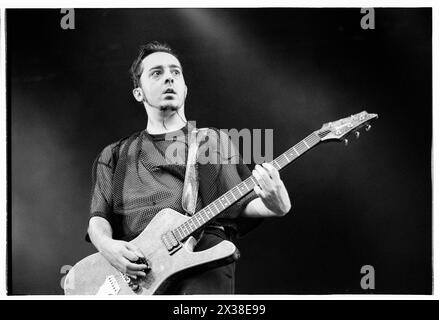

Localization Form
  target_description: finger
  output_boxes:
[119,258,146,277]
[126,260,149,270]
[125,268,147,277]
[125,243,144,259]
[253,185,265,198]
[124,272,137,279]
[262,163,281,183]
[252,168,268,191]
[255,165,273,189]
[125,261,149,274]
[121,247,138,262]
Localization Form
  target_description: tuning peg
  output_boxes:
[365,124,372,131]
[355,131,360,138]
[344,139,349,146]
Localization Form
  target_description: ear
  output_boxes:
[184,84,188,99]
[132,88,144,103]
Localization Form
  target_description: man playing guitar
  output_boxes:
[86,41,292,294]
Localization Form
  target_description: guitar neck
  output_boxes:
[172,131,323,241]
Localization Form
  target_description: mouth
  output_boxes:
[163,88,176,94]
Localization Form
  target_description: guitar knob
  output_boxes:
[344,139,349,146]
[130,282,140,292]
[355,131,360,138]
[121,273,141,293]
[365,124,371,131]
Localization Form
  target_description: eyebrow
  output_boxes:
[148,64,182,72]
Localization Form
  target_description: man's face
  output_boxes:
[137,52,187,111]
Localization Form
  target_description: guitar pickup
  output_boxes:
[161,231,182,255]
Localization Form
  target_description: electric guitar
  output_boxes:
[64,110,378,295]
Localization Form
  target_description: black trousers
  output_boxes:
[164,228,237,295]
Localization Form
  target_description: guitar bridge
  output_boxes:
[97,275,120,295]
[161,231,181,255]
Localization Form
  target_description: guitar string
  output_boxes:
[173,131,323,241]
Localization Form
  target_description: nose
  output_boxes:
[165,77,174,84]
[164,69,174,84]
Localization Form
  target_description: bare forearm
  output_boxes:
[87,217,148,276]
[88,216,114,252]
[242,198,289,218]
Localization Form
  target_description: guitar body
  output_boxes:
[64,208,238,295]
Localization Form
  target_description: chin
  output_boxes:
[160,104,180,112]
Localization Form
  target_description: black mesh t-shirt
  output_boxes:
[87,123,260,242]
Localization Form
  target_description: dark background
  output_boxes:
[8,8,432,294]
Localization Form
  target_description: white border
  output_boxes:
[1,7,7,297]
[0,1,436,300]
[0,0,436,8]
[432,1,437,300]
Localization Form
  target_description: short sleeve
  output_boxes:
[86,144,117,242]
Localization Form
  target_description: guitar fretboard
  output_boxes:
[172,131,322,241]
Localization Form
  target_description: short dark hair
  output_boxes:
[129,41,180,88]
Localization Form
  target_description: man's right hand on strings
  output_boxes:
[98,238,149,278]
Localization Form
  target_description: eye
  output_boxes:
[172,69,181,76]
[151,70,161,78]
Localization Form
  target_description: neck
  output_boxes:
[170,131,322,242]
[145,105,187,134]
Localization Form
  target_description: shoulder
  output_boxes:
[94,131,143,167]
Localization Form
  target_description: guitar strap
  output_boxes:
[181,126,208,216]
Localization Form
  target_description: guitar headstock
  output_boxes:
[317,111,378,144]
